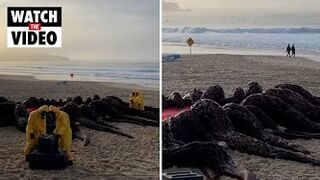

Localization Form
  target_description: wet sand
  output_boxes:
[163,54,320,179]
[0,75,158,107]
[0,75,159,179]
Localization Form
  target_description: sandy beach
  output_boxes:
[0,75,159,179]
[163,54,320,179]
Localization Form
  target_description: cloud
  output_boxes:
[163,1,191,12]
[163,0,320,27]
[0,0,159,63]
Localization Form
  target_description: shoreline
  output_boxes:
[163,42,320,62]
[0,74,158,91]
[0,61,159,90]
[0,74,159,107]
[0,73,159,91]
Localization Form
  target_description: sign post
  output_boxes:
[186,37,194,56]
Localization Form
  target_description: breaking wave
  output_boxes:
[163,27,320,34]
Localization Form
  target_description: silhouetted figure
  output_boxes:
[291,44,295,58]
[286,44,291,57]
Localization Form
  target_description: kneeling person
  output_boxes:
[24,105,48,155]
[49,106,73,165]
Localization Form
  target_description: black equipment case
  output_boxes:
[28,134,66,170]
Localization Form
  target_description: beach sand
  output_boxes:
[163,54,320,179]
[0,75,159,180]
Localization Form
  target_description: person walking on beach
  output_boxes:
[286,44,291,57]
[291,44,296,58]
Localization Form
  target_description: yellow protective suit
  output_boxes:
[129,91,139,109]
[129,91,145,110]
[49,106,73,161]
[137,91,145,111]
[24,105,48,155]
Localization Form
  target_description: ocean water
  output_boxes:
[0,62,159,88]
[163,27,320,55]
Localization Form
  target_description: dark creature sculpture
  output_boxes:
[79,96,159,127]
[191,100,320,165]
[163,83,320,179]
[163,83,320,138]
[163,142,256,180]
[0,100,16,127]
[167,92,184,108]
[245,82,263,97]
[23,97,40,108]
[15,103,29,132]
[243,105,315,140]
[106,96,159,121]
[0,95,159,143]
[265,88,320,123]
[183,88,203,105]
[243,105,277,130]
[0,98,28,132]
[222,103,310,154]
[93,95,101,101]
[163,99,320,180]
[242,94,320,133]
[228,87,246,104]
[164,85,246,109]
[72,96,83,106]
[275,84,320,106]
[62,102,132,140]
[162,94,169,109]
[0,97,8,103]
[163,104,256,180]
[201,85,226,105]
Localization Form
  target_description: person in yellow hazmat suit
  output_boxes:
[129,90,145,110]
[129,91,139,109]
[137,91,145,111]
[24,105,48,155]
[49,105,73,165]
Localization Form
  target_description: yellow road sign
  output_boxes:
[186,37,194,47]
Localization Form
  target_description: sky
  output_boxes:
[163,0,320,27]
[0,0,159,63]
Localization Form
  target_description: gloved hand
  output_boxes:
[30,133,35,139]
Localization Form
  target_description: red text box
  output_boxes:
[28,23,42,30]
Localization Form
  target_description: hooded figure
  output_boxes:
[49,106,73,164]
[137,91,145,111]
[24,105,48,155]
[129,91,139,109]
